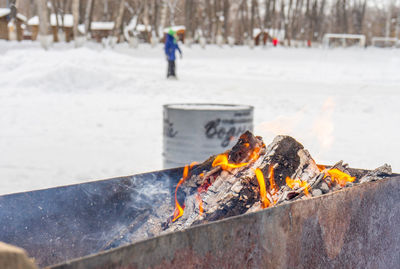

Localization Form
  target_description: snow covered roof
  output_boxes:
[163,25,185,33]
[136,24,151,32]
[17,13,27,22]
[27,16,38,25]
[28,14,73,27]
[0,8,9,18]
[0,8,27,21]
[77,22,115,34]
[91,21,115,31]
[51,14,73,27]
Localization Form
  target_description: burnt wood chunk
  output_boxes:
[164,133,321,233]
[228,131,265,163]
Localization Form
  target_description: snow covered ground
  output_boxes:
[0,40,399,195]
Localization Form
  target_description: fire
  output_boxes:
[196,193,204,216]
[212,153,248,170]
[325,168,355,187]
[317,164,326,171]
[249,146,261,161]
[255,168,270,208]
[318,165,355,187]
[268,166,279,195]
[286,177,310,196]
[172,162,197,222]
[212,143,265,171]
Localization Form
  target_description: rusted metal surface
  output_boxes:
[51,176,400,269]
[0,168,183,268]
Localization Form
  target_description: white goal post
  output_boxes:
[323,33,366,48]
[371,37,399,47]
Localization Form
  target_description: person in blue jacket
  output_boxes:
[165,29,182,78]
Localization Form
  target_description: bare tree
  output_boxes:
[72,0,79,43]
[160,0,168,33]
[8,0,17,40]
[114,0,126,39]
[151,0,160,38]
[396,6,400,39]
[84,0,94,38]
[250,0,256,39]
[223,0,230,40]
[167,0,179,26]
[18,0,400,47]
[38,0,51,48]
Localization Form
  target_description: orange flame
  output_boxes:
[212,153,248,170]
[172,162,197,222]
[268,166,279,195]
[325,168,355,187]
[255,168,270,208]
[286,177,310,196]
[196,193,204,216]
[317,165,355,187]
[317,164,326,171]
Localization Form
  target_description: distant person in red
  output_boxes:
[272,37,278,47]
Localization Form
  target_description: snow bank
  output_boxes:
[0,41,399,195]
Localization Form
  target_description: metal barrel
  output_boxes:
[163,104,254,168]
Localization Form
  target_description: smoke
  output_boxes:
[255,109,306,142]
[255,97,336,156]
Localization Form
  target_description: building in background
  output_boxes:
[0,8,26,41]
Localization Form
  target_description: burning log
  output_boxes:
[163,131,391,233]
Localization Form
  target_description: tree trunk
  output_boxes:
[342,0,348,33]
[103,0,109,21]
[395,9,400,39]
[38,0,51,48]
[152,0,160,38]
[160,0,168,34]
[223,0,229,40]
[114,0,126,39]
[143,0,150,42]
[9,0,17,19]
[72,0,79,43]
[168,0,179,26]
[8,0,17,41]
[51,0,61,42]
[385,4,392,38]
[84,0,94,38]
[285,0,293,46]
[250,0,256,39]
[185,0,194,41]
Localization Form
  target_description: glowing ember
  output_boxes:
[268,166,279,195]
[255,168,270,208]
[195,193,204,216]
[172,162,197,222]
[212,153,248,170]
[317,165,355,187]
[325,168,355,187]
[317,164,326,171]
[286,177,310,196]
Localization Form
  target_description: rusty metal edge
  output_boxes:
[48,175,400,269]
